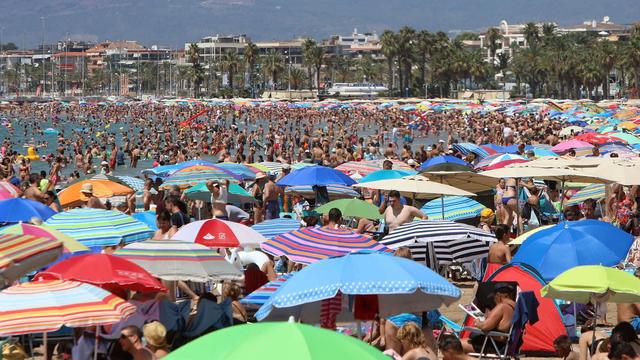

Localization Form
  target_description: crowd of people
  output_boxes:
[0,100,639,360]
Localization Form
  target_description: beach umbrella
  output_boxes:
[58,179,134,207]
[35,254,166,293]
[141,159,215,177]
[115,240,242,282]
[609,132,640,145]
[315,198,381,219]
[285,184,360,200]
[163,322,388,360]
[0,198,57,223]
[481,158,529,170]
[452,143,493,159]
[256,252,461,322]
[380,220,495,266]
[358,169,416,183]
[215,162,258,180]
[172,219,267,248]
[251,218,301,240]
[0,279,135,360]
[559,126,584,137]
[45,208,154,249]
[352,175,475,200]
[531,148,559,157]
[0,181,20,200]
[541,265,640,304]
[0,234,63,286]
[184,182,255,204]
[551,139,594,153]
[475,153,528,169]
[261,226,391,265]
[160,165,241,190]
[335,159,412,176]
[510,225,553,245]
[0,223,89,254]
[240,273,294,307]
[512,220,634,281]
[114,176,146,192]
[420,171,497,193]
[418,155,472,172]
[598,143,637,157]
[581,159,640,185]
[252,161,286,174]
[132,211,158,231]
[276,165,356,187]
[480,164,610,184]
[420,196,484,221]
[574,132,621,145]
[565,184,606,206]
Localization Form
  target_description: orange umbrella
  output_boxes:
[58,180,134,207]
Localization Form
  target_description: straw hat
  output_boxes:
[143,321,168,348]
[255,172,267,180]
[80,183,93,194]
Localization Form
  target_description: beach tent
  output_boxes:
[486,262,566,355]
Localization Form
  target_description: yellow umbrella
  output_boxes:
[510,225,553,245]
[618,122,638,131]
[58,180,134,207]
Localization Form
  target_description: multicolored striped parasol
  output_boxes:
[0,280,135,335]
[45,208,153,249]
[251,218,301,240]
[240,273,293,306]
[565,184,606,206]
[0,181,21,200]
[285,184,360,200]
[114,240,242,282]
[0,223,88,254]
[420,196,485,221]
[260,226,391,264]
[160,165,241,190]
[0,234,63,285]
[335,159,412,176]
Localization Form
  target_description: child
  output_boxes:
[555,335,579,360]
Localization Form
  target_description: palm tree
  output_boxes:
[310,45,324,91]
[244,42,259,92]
[414,30,434,92]
[497,52,510,94]
[187,43,203,97]
[523,22,540,48]
[542,23,557,41]
[262,50,284,89]
[333,55,353,82]
[302,38,317,90]
[486,27,502,65]
[355,55,376,82]
[221,51,240,89]
[380,30,398,90]
[597,41,616,99]
[287,68,306,90]
[397,26,416,95]
[621,35,640,96]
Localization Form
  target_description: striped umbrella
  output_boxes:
[0,223,89,255]
[0,234,63,286]
[476,153,528,169]
[45,208,153,249]
[215,163,258,180]
[452,143,493,159]
[115,240,242,282]
[0,280,135,336]
[261,226,391,264]
[160,165,241,190]
[0,181,20,200]
[335,159,411,176]
[173,219,267,248]
[253,162,285,175]
[115,176,146,191]
[285,184,360,200]
[252,218,301,240]
[420,196,485,221]
[240,273,293,307]
[565,184,606,206]
[380,220,495,266]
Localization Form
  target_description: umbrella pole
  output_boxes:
[559,179,566,221]
[590,302,598,354]
[43,332,47,360]
[94,327,100,360]
[441,196,445,220]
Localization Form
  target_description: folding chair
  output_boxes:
[463,291,539,360]
[435,314,464,342]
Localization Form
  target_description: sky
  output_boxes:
[0,0,638,48]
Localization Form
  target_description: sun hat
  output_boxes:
[143,321,168,348]
[80,183,93,194]
[255,172,267,180]
[480,208,495,219]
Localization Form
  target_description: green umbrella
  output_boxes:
[315,198,381,220]
[184,182,255,205]
[609,132,640,145]
[541,265,640,304]
[164,322,387,360]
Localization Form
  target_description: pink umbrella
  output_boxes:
[0,181,21,200]
[551,140,594,153]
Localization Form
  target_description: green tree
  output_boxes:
[221,51,240,89]
[523,22,540,48]
[187,43,204,97]
[302,38,317,90]
[486,27,502,65]
[262,49,284,89]
[287,67,306,90]
[380,30,398,90]
[244,42,259,91]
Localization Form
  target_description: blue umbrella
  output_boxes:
[418,155,471,172]
[512,220,634,281]
[132,211,158,231]
[252,218,301,240]
[256,251,460,322]
[359,169,416,183]
[420,196,484,220]
[215,163,257,180]
[276,165,356,187]
[0,198,57,223]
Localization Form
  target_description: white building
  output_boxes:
[186,34,250,62]
[478,20,541,64]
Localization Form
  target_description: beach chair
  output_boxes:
[437,314,464,338]
[464,291,539,360]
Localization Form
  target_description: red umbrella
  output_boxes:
[575,132,624,145]
[34,253,166,293]
[481,159,529,171]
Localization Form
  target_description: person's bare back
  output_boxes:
[487,242,511,264]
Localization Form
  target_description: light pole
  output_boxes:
[0,26,4,95]
[41,16,46,96]
[286,48,291,99]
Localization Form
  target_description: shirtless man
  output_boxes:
[23,173,45,203]
[483,224,512,281]
[384,190,427,232]
[263,174,281,220]
[463,285,516,353]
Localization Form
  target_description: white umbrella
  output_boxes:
[352,175,475,199]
